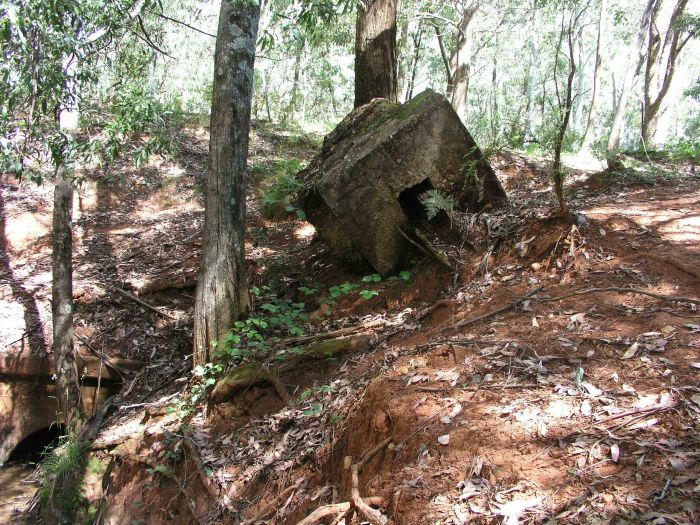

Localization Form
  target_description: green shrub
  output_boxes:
[259,159,306,220]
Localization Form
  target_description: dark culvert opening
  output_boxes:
[8,425,64,464]
[398,179,434,224]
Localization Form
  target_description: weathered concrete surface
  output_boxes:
[299,89,507,274]
[0,353,140,464]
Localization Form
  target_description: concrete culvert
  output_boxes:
[7,424,64,464]
[298,89,507,274]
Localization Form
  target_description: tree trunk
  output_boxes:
[580,0,607,152]
[404,21,423,102]
[552,11,579,218]
[397,19,409,96]
[524,0,538,143]
[283,39,305,122]
[52,55,84,434]
[641,0,690,147]
[606,0,657,169]
[572,25,586,134]
[52,164,84,433]
[354,0,398,107]
[193,0,259,367]
[444,1,479,117]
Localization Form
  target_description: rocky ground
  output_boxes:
[0,123,698,524]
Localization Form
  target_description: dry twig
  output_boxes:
[107,285,179,320]
[436,285,545,334]
[538,286,699,305]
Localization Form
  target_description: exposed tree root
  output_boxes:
[296,497,385,525]
[182,437,221,500]
[296,438,392,525]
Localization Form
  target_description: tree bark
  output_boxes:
[52,164,84,433]
[572,24,586,134]
[641,0,690,147]
[606,0,657,169]
[441,1,479,117]
[404,21,423,102]
[552,10,581,217]
[523,0,538,143]
[354,0,398,107]
[580,0,607,152]
[193,0,259,367]
[52,54,84,434]
[283,39,305,122]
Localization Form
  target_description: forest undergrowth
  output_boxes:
[1,122,699,524]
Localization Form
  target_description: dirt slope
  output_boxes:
[1,127,698,524]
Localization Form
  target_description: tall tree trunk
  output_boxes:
[397,19,409,96]
[283,39,305,122]
[443,1,479,117]
[580,0,607,152]
[606,0,657,169]
[572,25,586,134]
[52,165,84,433]
[52,57,84,434]
[524,0,538,143]
[552,10,581,218]
[193,0,259,367]
[641,0,690,147]
[354,0,398,107]
[404,21,423,102]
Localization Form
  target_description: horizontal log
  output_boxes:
[0,353,142,382]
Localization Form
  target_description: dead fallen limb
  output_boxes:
[74,332,126,380]
[297,439,392,525]
[436,285,545,335]
[210,334,371,405]
[415,383,539,393]
[590,398,677,428]
[280,319,385,347]
[242,478,304,525]
[111,450,202,525]
[563,398,677,439]
[107,284,179,321]
[538,287,700,306]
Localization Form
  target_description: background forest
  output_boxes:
[2,0,699,181]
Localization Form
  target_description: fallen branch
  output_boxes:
[415,383,539,393]
[74,332,126,380]
[280,319,385,347]
[107,285,179,320]
[210,335,371,405]
[436,286,545,334]
[537,286,699,305]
